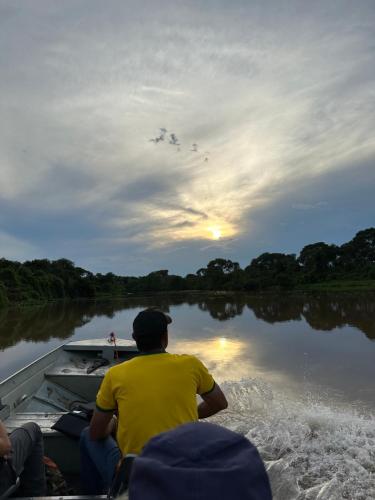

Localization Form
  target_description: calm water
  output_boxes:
[1,292,375,498]
[0,292,374,407]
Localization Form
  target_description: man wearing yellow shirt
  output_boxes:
[79,308,228,494]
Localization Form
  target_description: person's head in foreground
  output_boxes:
[132,308,172,352]
[128,421,272,500]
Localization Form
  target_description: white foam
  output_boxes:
[210,379,375,500]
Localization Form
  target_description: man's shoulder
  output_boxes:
[167,353,202,366]
[108,353,203,373]
[106,359,134,377]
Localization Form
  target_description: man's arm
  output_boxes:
[0,420,12,457]
[89,410,117,441]
[198,383,228,419]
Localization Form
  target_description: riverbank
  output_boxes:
[298,280,375,291]
[1,281,375,310]
[1,228,375,309]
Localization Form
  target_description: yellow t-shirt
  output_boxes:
[96,352,215,455]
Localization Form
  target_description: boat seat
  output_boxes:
[5,413,63,436]
[45,365,108,378]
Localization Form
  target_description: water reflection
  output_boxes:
[1,293,375,407]
[169,337,252,382]
[198,293,375,340]
[246,293,375,340]
[197,298,245,321]
[0,301,127,349]
[0,292,374,353]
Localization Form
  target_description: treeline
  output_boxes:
[0,228,374,307]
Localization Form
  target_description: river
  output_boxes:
[1,292,374,499]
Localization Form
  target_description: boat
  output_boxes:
[0,338,139,499]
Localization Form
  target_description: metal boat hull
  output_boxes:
[0,339,138,496]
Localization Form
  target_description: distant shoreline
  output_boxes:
[2,281,375,311]
[1,227,374,309]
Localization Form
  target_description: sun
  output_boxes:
[209,227,222,240]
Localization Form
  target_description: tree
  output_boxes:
[196,259,241,289]
[245,253,299,289]
[298,243,339,282]
[338,228,375,277]
[0,283,8,307]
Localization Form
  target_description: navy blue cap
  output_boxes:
[133,308,172,339]
[129,422,272,500]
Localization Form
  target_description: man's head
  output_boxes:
[132,308,172,352]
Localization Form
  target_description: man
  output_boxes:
[129,422,272,500]
[0,420,46,498]
[80,308,228,494]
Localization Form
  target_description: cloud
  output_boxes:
[292,202,329,211]
[231,155,375,265]
[114,175,179,203]
[0,0,374,274]
[0,230,40,262]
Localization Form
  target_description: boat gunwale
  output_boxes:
[0,338,138,387]
[0,344,63,388]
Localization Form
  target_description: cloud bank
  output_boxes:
[0,0,374,274]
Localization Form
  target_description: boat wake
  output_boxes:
[210,379,375,500]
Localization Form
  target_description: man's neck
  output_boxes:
[139,348,166,355]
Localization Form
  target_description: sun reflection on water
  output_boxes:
[170,336,255,382]
[218,336,227,347]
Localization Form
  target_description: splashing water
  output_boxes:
[210,379,375,500]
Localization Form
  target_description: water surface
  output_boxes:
[1,292,374,406]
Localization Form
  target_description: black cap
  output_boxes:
[133,308,172,339]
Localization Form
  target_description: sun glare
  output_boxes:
[155,214,236,243]
[209,227,222,240]
[219,337,227,347]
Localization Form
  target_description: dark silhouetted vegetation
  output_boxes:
[0,228,374,308]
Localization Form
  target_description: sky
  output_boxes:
[0,0,374,276]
